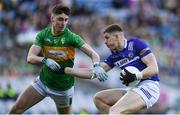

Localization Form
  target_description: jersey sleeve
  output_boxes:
[71,33,85,48]
[134,39,152,58]
[34,31,44,47]
[104,56,114,68]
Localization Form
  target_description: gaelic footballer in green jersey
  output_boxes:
[34,27,85,91]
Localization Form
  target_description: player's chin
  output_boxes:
[58,27,65,32]
[106,45,111,49]
[108,46,115,50]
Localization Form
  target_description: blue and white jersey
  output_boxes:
[104,38,160,81]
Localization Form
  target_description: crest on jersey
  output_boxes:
[61,38,65,44]
[128,52,134,58]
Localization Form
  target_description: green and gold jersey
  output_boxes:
[34,26,85,91]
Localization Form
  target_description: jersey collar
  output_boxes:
[51,27,66,36]
[124,39,127,49]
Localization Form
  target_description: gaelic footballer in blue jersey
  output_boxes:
[93,24,160,114]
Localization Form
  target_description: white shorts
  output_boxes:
[131,80,160,109]
[31,77,74,107]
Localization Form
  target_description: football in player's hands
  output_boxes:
[120,66,140,87]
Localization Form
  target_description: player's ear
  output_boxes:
[50,15,54,22]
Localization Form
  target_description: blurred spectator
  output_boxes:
[5,83,17,100]
[0,85,5,100]
[79,108,89,115]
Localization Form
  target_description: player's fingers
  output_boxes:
[99,78,103,82]
[100,75,105,82]
[52,65,59,71]
[55,63,60,68]
[103,74,108,81]
[50,65,56,71]
[124,69,130,74]
[105,74,108,79]
[98,75,102,82]
[120,73,124,77]
[122,82,126,85]
[101,74,106,81]
[120,77,123,81]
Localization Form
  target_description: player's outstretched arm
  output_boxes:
[63,63,112,80]
[79,43,100,64]
[64,67,93,79]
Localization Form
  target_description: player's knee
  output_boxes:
[93,93,102,106]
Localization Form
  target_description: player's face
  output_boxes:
[104,32,124,51]
[51,13,69,33]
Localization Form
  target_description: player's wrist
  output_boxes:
[42,57,47,64]
[136,72,143,80]
[93,62,100,67]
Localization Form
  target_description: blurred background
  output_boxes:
[0,0,180,114]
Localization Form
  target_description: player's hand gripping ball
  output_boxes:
[120,66,141,87]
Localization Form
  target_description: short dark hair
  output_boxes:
[103,24,123,33]
[52,4,70,16]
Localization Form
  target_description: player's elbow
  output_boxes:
[155,67,159,74]
[152,65,159,75]
[27,56,33,64]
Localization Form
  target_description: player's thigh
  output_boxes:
[94,88,126,106]
[110,90,146,113]
[14,85,45,109]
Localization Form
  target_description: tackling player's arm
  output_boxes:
[63,43,99,79]
[64,68,92,79]
[79,43,108,81]
[79,43,100,64]
[64,62,112,79]
[141,53,159,79]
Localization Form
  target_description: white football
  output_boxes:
[121,66,140,87]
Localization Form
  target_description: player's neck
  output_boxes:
[51,26,63,36]
[116,46,123,51]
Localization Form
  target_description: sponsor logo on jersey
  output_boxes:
[48,50,68,58]
[43,46,75,61]
[114,56,140,68]
[115,58,129,67]
[128,52,134,58]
